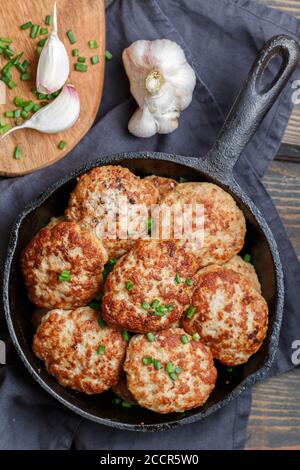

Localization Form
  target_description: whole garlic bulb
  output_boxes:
[122,39,196,138]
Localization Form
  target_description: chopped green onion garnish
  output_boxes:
[142,356,153,365]
[169,372,178,381]
[74,63,88,72]
[14,145,22,160]
[91,55,99,65]
[39,27,48,35]
[32,104,41,113]
[151,299,160,309]
[58,270,71,282]
[22,60,30,71]
[154,306,167,316]
[13,52,24,65]
[58,140,67,150]
[36,47,43,56]
[1,77,17,89]
[121,401,132,408]
[21,110,29,119]
[77,56,86,63]
[175,272,181,284]
[20,22,32,30]
[21,73,32,81]
[97,344,106,355]
[67,30,77,44]
[187,305,196,319]
[72,49,79,57]
[45,15,53,26]
[185,278,193,286]
[4,111,14,118]
[14,96,26,107]
[180,335,189,344]
[146,332,156,342]
[38,93,47,100]
[126,280,134,291]
[175,366,182,374]
[166,362,174,373]
[153,359,162,370]
[37,38,47,47]
[147,217,153,233]
[192,332,200,341]
[0,124,12,135]
[105,50,113,60]
[122,330,130,342]
[16,64,26,74]
[243,254,252,263]
[30,24,40,39]
[179,177,187,183]
[141,301,150,310]
[14,109,21,118]
[112,397,121,405]
[23,101,34,112]
[98,316,107,329]
[166,304,174,312]
[89,40,98,49]
[0,38,13,44]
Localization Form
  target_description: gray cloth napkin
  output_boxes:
[1,0,300,450]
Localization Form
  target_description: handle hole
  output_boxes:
[256,52,285,94]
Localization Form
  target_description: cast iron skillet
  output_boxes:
[3,35,300,431]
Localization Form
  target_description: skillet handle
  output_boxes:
[205,35,300,175]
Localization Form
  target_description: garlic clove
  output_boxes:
[123,39,196,138]
[153,110,180,134]
[128,107,157,138]
[37,1,70,94]
[0,84,80,140]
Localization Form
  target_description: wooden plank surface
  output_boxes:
[0,0,105,176]
[246,159,300,450]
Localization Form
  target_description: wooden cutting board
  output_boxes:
[0,0,105,177]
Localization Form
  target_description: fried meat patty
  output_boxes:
[33,307,127,394]
[21,221,108,309]
[102,240,198,333]
[159,182,246,267]
[65,165,159,258]
[182,266,268,366]
[124,328,217,414]
[223,255,261,293]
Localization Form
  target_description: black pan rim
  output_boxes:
[3,151,285,432]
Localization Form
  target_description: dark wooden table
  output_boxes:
[245,1,300,450]
[246,161,300,450]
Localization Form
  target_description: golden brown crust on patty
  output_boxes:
[65,165,159,258]
[33,307,127,394]
[124,328,217,414]
[182,266,268,366]
[102,240,198,333]
[160,182,246,267]
[21,221,108,309]
[222,255,261,293]
[144,175,178,200]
